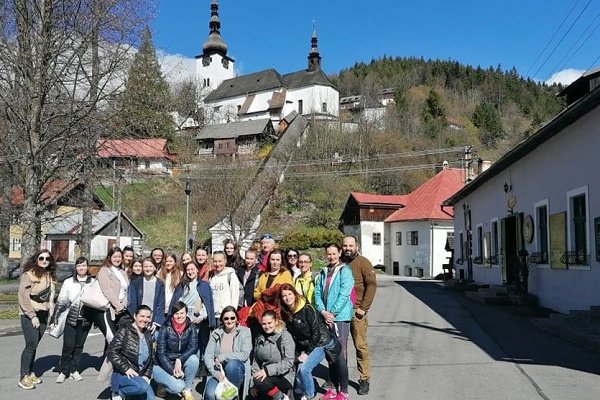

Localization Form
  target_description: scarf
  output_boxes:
[172,317,186,336]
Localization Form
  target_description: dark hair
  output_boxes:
[180,261,199,289]
[170,301,188,316]
[223,239,238,251]
[75,256,88,265]
[22,249,56,279]
[284,248,299,261]
[151,248,165,268]
[102,246,123,268]
[219,306,239,325]
[122,245,135,254]
[267,249,288,272]
[135,304,152,315]
[325,243,342,252]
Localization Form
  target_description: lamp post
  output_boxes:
[184,180,191,251]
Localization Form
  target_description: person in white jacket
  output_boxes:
[49,257,95,383]
[209,251,241,318]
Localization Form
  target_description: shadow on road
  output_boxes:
[395,279,600,376]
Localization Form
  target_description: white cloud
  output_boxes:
[157,51,197,84]
[545,68,585,86]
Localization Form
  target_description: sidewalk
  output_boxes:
[0,318,21,337]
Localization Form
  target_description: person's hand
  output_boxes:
[173,359,183,378]
[249,387,258,397]
[125,368,138,378]
[216,372,225,382]
[31,317,40,329]
[49,323,56,331]
[253,368,267,382]
[150,324,157,334]
[355,308,366,318]
[192,316,204,324]
[298,352,308,363]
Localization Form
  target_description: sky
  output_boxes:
[152,0,600,86]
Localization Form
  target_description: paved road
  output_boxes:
[2,276,600,399]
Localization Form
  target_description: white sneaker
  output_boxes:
[70,371,83,381]
[55,373,66,384]
[111,393,123,400]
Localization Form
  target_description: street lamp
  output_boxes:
[184,179,191,251]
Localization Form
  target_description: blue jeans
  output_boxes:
[112,372,155,399]
[295,339,332,398]
[152,355,199,393]
[203,359,245,400]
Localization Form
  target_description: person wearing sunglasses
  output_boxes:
[284,249,301,280]
[17,249,56,390]
[203,306,252,400]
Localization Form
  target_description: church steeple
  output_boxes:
[307,27,321,72]
[203,0,228,56]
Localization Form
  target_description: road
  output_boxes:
[1,276,600,399]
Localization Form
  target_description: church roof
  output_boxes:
[203,69,284,102]
[282,68,335,89]
[195,118,273,140]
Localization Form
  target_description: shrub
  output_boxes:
[281,227,343,250]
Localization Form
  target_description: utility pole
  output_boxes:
[184,180,191,251]
[116,173,122,248]
[464,146,473,182]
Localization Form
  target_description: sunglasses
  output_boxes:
[38,256,51,262]
[287,254,298,258]
[222,316,237,321]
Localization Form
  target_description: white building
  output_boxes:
[196,1,339,124]
[444,84,600,313]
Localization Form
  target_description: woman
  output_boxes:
[254,249,293,301]
[284,249,301,280]
[128,257,166,335]
[209,251,241,317]
[181,252,194,269]
[153,302,199,400]
[157,253,182,316]
[50,257,94,383]
[107,305,155,400]
[127,257,143,282]
[171,261,216,366]
[17,249,56,390]
[82,247,130,345]
[224,239,243,272]
[314,243,354,399]
[294,254,315,305]
[151,247,165,270]
[194,246,212,282]
[279,284,347,400]
[204,306,252,400]
[249,310,295,400]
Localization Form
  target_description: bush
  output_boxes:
[281,227,343,250]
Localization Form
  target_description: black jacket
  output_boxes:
[107,323,154,378]
[283,301,332,355]
[155,317,198,375]
[237,267,258,308]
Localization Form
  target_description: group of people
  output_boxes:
[17,234,378,400]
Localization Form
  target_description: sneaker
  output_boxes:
[18,375,35,390]
[335,392,349,400]
[357,380,370,395]
[321,389,338,400]
[70,371,83,382]
[322,380,335,389]
[56,373,66,384]
[29,373,42,384]
[155,385,167,398]
[181,388,194,400]
[111,393,123,400]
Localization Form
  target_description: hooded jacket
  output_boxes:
[314,264,354,322]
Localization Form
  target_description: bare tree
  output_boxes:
[0,0,151,264]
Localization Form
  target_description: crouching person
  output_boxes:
[153,302,199,400]
[204,306,252,400]
[107,305,155,400]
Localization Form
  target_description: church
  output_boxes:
[196,0,339,124]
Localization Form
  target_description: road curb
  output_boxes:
[0,325,22,337]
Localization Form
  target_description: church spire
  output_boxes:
[203,0,228,56]
[307,24,321,72]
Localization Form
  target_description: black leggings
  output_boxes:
[20,311,48,378]
[251,376,292,399]
[81,306,130,346]
[59,320,92,374]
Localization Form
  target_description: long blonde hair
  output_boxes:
[157,253,182,289]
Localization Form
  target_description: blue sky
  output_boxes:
[152,0,600,85]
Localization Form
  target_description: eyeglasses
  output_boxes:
[222,316,237,321]
[287,254,298,258]
[38,256,51,262]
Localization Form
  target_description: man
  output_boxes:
[342,235,377,395]
[256,233,274,273]
[237,249,258,308]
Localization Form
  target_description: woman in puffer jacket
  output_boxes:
[250,310,295,400]
[50,257,94,383]
[153,301,199,400]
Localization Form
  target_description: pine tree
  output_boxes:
[115,27,174,138]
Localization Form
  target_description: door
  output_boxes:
[501,214,523,285]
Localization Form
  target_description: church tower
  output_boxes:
[307,28,322,72]
[196,0,235,94]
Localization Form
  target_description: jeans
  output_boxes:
[204,359,245,400]
[351,313,370,381]
[112,372,155,399]
[152,355,199,393]
[295,340,331,397]
[59,320,91,374]
[20,312,48,378]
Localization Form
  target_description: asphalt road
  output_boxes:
[1,276,600,399]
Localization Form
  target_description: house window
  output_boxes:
[298,100,303,114]
[322,102,327,113]
[372,232,381,245]
[145,160,150,169]
[568,187,589,262]
[395,232,402,246]
[218,143,223,149]
[491,219,499,260]
[535,202,549,263]
[11,238,21,251]
[408,231,418,245]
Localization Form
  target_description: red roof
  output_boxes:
[350,192,408,206]
[97,138,176,162]
[4,180,79,206]
[384,168,464,222]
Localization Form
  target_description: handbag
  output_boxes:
[49,308,68,338]
[214,364,239,400]
[80,279,110,311]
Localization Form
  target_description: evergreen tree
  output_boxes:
[472,102,504,146]
[115,27,174,138]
